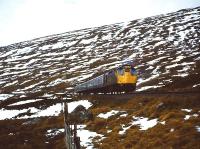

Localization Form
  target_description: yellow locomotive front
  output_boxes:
[116,65,137,84]
[115,64,137,92]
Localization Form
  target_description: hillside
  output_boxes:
[0,6,200,148]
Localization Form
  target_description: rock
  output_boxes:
[68,105,93,123]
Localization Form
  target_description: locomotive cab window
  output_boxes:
[131,67,137,75]
[117,67,124,75]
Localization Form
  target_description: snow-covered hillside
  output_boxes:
[0,6,200,120]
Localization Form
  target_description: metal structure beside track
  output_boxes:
[64,102,80,149]
[64,91,200,102]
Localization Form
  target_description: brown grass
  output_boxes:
[86,94,200,149]
[0,114,66,149]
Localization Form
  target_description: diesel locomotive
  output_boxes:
[74,62,137,94]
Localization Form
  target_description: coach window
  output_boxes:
[117,67,124,75]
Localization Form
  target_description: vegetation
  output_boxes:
[86,94,200,149]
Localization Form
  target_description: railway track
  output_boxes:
[64,91,200,102]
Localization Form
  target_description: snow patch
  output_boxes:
[52,42,64,49]
[181,109,192,112]
[160,121,166,125]
[9,99,44,106]
[0,94,14,101]
[68,100,92,113]
[98,110,119,119]
[119,124,132,135]
[196,126,200,132]
[0,108,27,120]
[132,116,158,130]
[14,47,34,56]
[48,78,64,87]
[77,125,104,149]
[184,113,198,120]
[46,128,64,137]
[193,83,200,88]
[120,113,128,117]
[137,85,162,91]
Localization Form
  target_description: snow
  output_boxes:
[193,83,200,88]
[166,63,179,69]
[8,133,14,136]
[120,113,128,117]
[181,109,192,112]
[25,59,39,66]
[173,73,189,77]
[46,128,65,137]
[178,29,190,40]
[12,90,26,95]
[177,65,190,73]
[119,124,132,135]
[170,128,174,132]
[39,45,52,50]
[132,116,158,130]
[68,100,92,113]
[118,116,159,134]
[22,81,44,90]
[47,78,64,87]
[172,55,185,63]
[52,42,64,49]
[160,121,166,125]
[42,93,54,98]
[0,103,62,120]
[77,73,94,82]
[81,36,98,44]
[9,99,43,106]
[5,53,40,62]
[107,130,112,133]
[184,113,198,120]
[0,108,27,120]
[184,115,191,120]
[137,74,160,86]
[147,57,166,65]
[168,26,174,34]
[153,41,166,48]
[102,33,112,40]
[0,94,14,101]
[137,85,162,91]
[0,49,18,58]
[20,103,62,119]
[146,66,154,70]
[97,110,120,119]
[77,125,104,149]
[85,58,102,65]
[196,126,200,132]
[14,47,34,56]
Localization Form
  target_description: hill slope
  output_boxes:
[0,6,200,149]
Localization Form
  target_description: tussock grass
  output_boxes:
[0,115,65,149]
[86,94,200,149]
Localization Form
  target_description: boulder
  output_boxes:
[68,105,93,123]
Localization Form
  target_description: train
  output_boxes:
[74,62,137,94]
